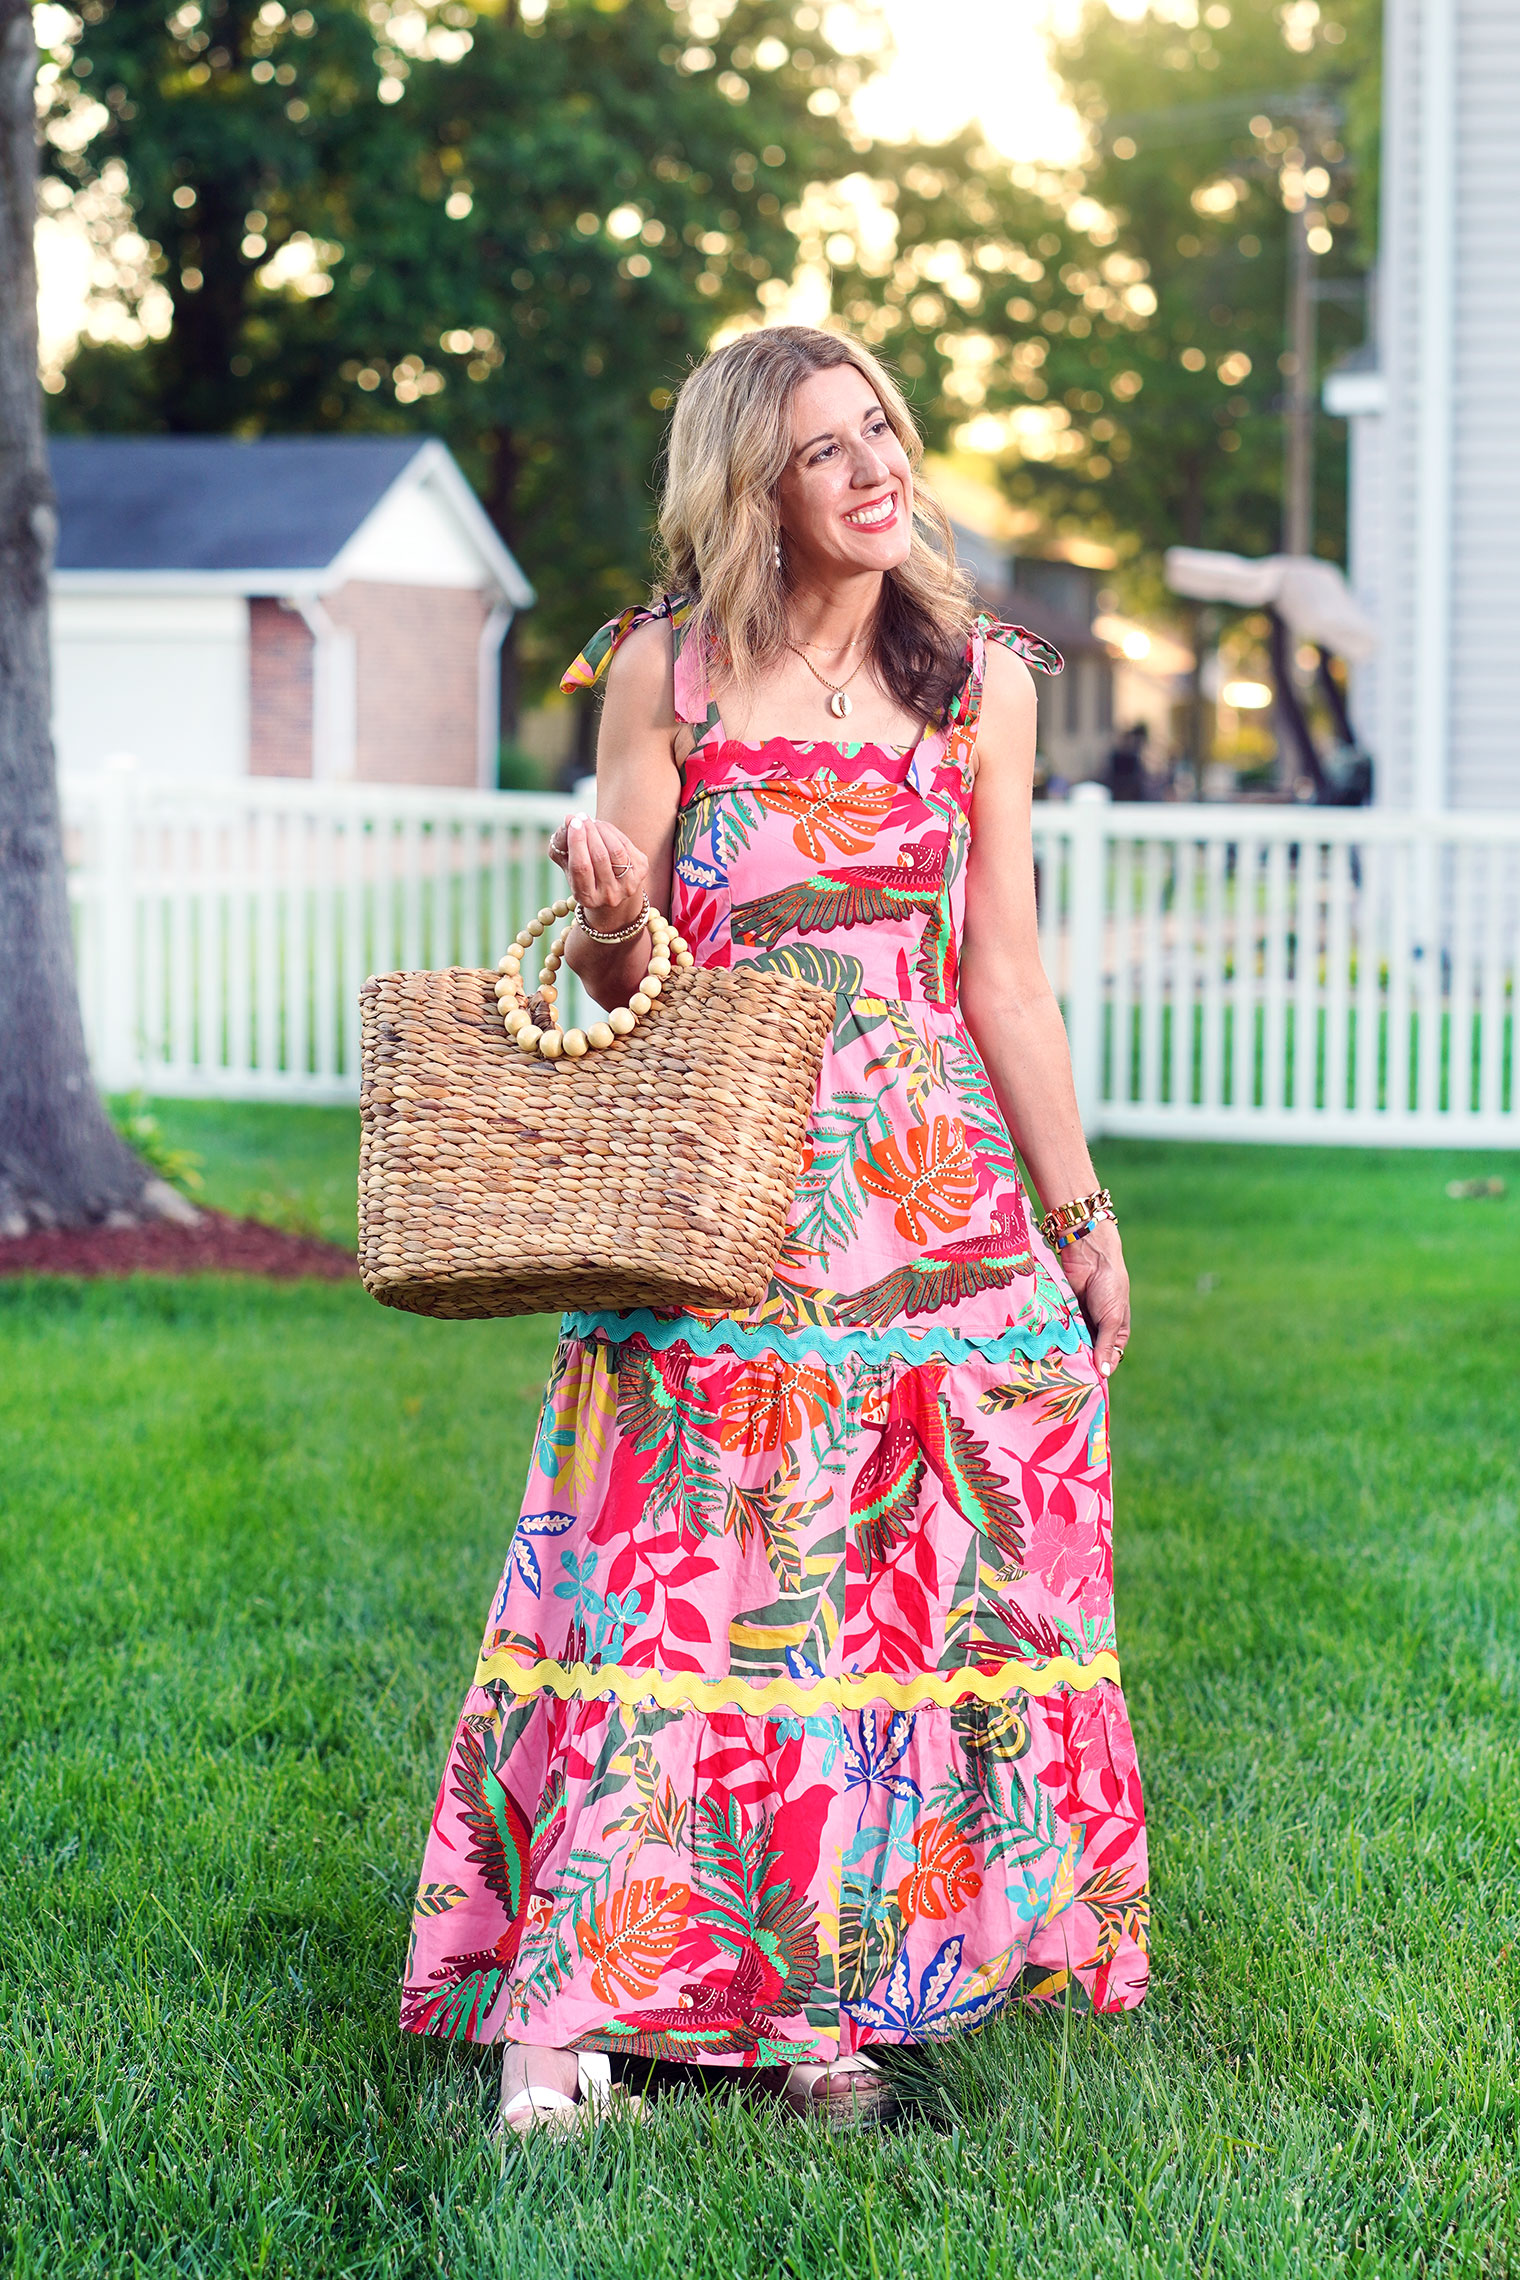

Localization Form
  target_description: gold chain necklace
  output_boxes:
[787,642,870,720]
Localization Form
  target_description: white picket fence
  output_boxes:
[63,765,1520,1146]
[1033,792,1520,1145]
[64,765,594,1102]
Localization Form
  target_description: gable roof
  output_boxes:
[47,435,532,606]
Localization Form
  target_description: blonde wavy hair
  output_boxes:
[655,325,975,721]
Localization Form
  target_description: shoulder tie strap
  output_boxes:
[560,594,717,731]
[947,613,1065,748]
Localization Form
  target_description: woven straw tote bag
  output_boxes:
[357,901,835,1321]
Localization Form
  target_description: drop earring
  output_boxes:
[773,536,782,571]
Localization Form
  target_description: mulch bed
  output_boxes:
[0,1210,356,1281]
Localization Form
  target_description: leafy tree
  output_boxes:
[44,0,861,704]
[0,0,176,1230]
[826,2,1378,621]
[1020,0,1376,586]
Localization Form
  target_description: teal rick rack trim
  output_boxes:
[560,1307,1092,1368]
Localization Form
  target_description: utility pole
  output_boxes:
[1282,199,1317,557]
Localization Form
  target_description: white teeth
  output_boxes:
[846,497,895,528]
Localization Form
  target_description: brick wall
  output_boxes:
[248,598,314,776]
[326,580,489,786]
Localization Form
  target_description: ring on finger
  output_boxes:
[611,860,630,878]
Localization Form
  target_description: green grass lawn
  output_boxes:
[2,1111,1518,2278]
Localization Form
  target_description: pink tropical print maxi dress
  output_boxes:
[402,601,1149,2065]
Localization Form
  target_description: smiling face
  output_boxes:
[774,360,915,581]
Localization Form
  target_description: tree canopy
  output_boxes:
[41,0,1382,654]
[45,0,860,687]
[822,0,1376,609]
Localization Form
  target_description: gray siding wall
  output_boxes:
[1376,0,1520,808]
[1343,403,1384,760]
[1449,0,1520,806]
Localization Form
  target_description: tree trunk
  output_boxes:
[161,172,254,432]
[1181,599,1211,774]
[486,420,523,747]
[0,4,186,1231]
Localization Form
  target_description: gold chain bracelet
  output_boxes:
[1038,1188,1116,1250]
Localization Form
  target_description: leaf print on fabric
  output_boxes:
[691,1794,821,2020]
[602,1739,690,1862]
[413,1881,468,1919]
[401,1957,509,2042]
[617,1339,726,1536]
[746,941,865,1001]
[715,1356,838,1455]
[843,1934,985,2037]
[896,1817,984,1923]
[553,1548,646,1659]
[925,1753,1060,1878]
[1076,1867,1152,1986]
[576,1876,692,2005]
[721,789,766,859]
[840,1709,924,1827]
[837,1878,908,2004]
[755,773,899,858]
[784,1090,894,1270]
[745,942,884,1051]
[726,1510,848,1683]
[916,894,956,1004]
[940,1032,1023,1190]
[724,1465,830,1595]
[510,1847,617,2018]
[506,1511,578,1600]
[857,1117,977,1243]
[862,1004,940,1120]
[979,1355,1096,1428]
[535,1342,616,1506]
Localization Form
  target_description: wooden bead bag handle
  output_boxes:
[492,897,696,1060]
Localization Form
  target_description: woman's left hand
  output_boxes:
[1058,1221,1131,1380]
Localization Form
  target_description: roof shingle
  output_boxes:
[48,435,430,574]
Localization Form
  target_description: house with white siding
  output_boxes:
[49,436,532,788]
[1327,0,1520,809]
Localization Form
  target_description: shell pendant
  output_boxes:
[828,689,853,719]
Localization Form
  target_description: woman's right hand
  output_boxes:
[548,812,649,930]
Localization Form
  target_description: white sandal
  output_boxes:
[497,2049,637,2136]
[781,2050,892,2128]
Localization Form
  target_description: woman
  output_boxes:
[402,325,1148,2132]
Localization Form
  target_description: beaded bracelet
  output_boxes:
[1038,1187,1116,1249]
[1052,1218,1097,1253]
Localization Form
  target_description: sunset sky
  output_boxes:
[855,0,1082,161]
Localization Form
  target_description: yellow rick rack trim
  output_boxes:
[473,1648,1122,1713]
